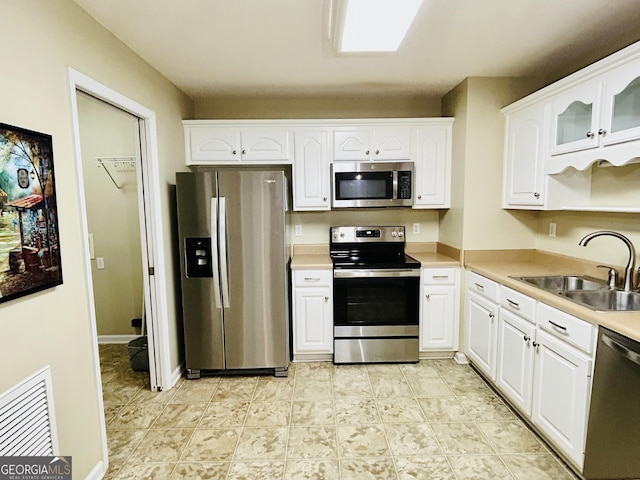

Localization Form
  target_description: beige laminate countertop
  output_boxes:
[290,243,461,270]
[465,250,640,343]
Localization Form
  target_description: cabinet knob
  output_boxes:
[375,149,380,155]
[534,192,540,199]
[586,131,595,139]
[489,313,495,320]
[324,296,329,301]
[365,150,370,155]
[417,195,422,200]
[532,341,539,348]
[425,293,431,300]
[524,335,531,342]
[232,150,237,155]
[323,197,327,202]
[598,129,607,136]
[242,149,246,154]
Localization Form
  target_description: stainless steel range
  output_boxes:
[331,226,420,364]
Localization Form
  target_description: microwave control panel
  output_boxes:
[398,171,412,199]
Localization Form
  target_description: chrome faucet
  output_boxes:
[579,230,636,291]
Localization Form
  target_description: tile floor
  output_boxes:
[100,344,579,480]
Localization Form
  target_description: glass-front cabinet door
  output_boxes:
[550,80,602,155]
[601,57,640,146]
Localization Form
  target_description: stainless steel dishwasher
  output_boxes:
[583,327,640,479]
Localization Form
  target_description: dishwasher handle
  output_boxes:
[602,332,640,368]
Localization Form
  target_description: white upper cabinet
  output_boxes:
[601,57,640,147]
[502,102,548,208]
[414,124,452,208]
[551,79,602,156]
[293,129,330,211]
[333,126,412,161]
[184,123,292,164]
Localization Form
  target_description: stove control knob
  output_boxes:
[391,231,397,237]
[398,230,404,237]
[340,232,345,238]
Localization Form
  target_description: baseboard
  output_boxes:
[419,351,456,360]
[292,353,333,362]
[454,352,469,364]
[169,362,184,389]
[84,460,106,480]
[97,334,138,344]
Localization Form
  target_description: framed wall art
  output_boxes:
[0,123,62,303]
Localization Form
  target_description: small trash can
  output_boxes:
[127,336,149,372]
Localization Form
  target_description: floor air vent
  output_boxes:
[0,366,59,456]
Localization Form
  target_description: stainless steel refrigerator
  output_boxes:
[176,169,289,378]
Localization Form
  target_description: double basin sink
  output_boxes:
[511,275,640,312]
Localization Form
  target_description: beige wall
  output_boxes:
[290,209,440,245]
[439,80,468,250]
[77,92,144,336]
[441,78,541,252]
[195,94,442,119]
[0,2,193,477]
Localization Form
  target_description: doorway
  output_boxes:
[76,91,147,356]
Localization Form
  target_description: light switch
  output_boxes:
[96,257,105,269]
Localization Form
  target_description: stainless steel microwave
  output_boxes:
[331,161,414,208]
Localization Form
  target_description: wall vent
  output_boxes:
[0,366,59,456]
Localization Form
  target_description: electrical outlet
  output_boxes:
[412,223,420,234]
[96,257,105,269]
[295,224,302,237]
[549,222,557,237]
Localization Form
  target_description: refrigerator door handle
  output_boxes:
[219,196,231,308]
[210,197,222,309]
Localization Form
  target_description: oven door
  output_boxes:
[333,269,419,330]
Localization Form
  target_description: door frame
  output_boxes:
[67,67,173,464]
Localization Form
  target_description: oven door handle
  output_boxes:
[334,269,421,278]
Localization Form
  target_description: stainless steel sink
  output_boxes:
[510,274,640,311]
[512,275,606,292]
[559,289,640,312]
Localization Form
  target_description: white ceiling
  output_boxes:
[73,0,640,100]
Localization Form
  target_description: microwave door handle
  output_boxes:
[210,197,222,309]
[392,170,398,200]
[219,196,231,309]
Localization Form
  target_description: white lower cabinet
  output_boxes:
[420,268,460,352]
[531,329,592,470]
[465,271,595,473]
[465,290,499,381]
[292,270,333,359]
[497,309,535,415]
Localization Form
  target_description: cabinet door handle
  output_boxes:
[474,283,485,291]
[507,298,520,309]
[548,320,567,331]
[304,277,321,282]
[432,275,450,280]
[586,131,595,139]
[598,128,607,136]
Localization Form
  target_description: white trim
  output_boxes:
[97,335,139,345]
[170,362,185,389]
[67,67,173,471]
[83,460,106,480]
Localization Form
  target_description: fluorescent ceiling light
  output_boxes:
[331,0,424,53]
